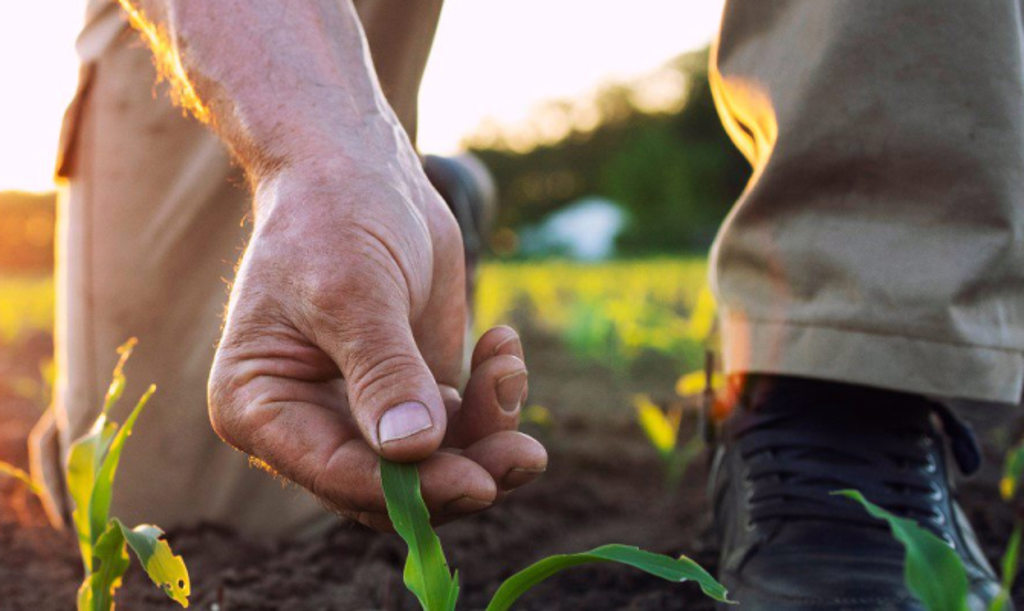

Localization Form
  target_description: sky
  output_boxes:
[0,1,723,193]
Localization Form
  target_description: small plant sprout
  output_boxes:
[381,459,731,610]
[837,476,1024,611]
[993,439,1024,611]
[632,393,702,487]
[632,393,680,460]
[834,490,969,611]
[66,339,190,610]
[635,352,724,486]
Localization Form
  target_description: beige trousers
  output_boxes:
[32,0,1024,537]
[711,0,1024,404]
[31,0,443,538]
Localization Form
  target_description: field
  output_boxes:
[0,260,1021,609]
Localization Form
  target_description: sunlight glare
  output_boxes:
[0,0,724,192]
[0,2,84,192]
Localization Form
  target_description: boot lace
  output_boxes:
[730,398,980,540]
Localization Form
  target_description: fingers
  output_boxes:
[446,326,527,448]
[445,353,527,448]
[314,445,497,515]
[349,431,547,531]
[211,377,498,522]
[332,449,498,532]
[319,313,448,463]
[460,431,547,494]
[471,325,524,370]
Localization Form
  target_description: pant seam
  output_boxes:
[724,310,1023,357]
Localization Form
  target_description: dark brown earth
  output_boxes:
[1,328,1021,610]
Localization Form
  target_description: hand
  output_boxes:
[207,159,546,529]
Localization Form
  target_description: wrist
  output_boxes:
[237,107,409,180]
[248,137,425,229]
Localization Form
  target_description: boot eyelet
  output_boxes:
[921,456,937,474]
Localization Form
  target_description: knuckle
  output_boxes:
[206,356,267,453]
[347,348,423,399]
[206,369,246,450]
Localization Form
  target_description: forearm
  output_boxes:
[118,0,413,182]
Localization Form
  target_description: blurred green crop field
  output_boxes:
[0,275,53,343]
[476,257,713,374]
[0,258,713,375]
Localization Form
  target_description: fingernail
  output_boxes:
[493,334,521,356]
[501,467,545,490]
[442,495,492,514]
[378,401,433,445]
[496,371,527,413]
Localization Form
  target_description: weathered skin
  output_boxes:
[117,0,546,530]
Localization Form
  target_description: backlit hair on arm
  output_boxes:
[117,0,212,124]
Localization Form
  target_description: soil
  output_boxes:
[1,327,1022,610]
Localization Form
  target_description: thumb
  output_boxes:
[327,315,447,462]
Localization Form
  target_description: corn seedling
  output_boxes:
[381,459,731,610]
[67,339,190,610]
[632,394,702,487]
[0,340,190,609]
[634,352,724,487]
[835,490,970,611]
[837,452,1024,611]
[993,438,1024,610]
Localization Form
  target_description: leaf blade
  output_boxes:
[834,490,969,611]
[67,418,118,571]
[485,544,731,611]
[88,384,155,547]
[114,520,190,607]
[990,523,1021,611]
[380,459,458,611]
[77,520,130,611]
[632,394,677,458]
[0,460,42,496]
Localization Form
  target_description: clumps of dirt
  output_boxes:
[1,394,723,609]
[1,328,1021,609]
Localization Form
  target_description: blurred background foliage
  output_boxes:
[475,258,715,376]
[467,49,749,257]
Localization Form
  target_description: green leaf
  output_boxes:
[67,417,119,571]
[381,459,459,611]
[990,523,1021,611]
[114,520,191,607]
[1001,440,1024,501]
[485,544,731,611]
[834,490,969,611]
[632,394,677,459]
[0,460,42,497]
[67,338,140,571]
[101,338,137,416]
[89,385,155,547]
[663,433,704,490]
[77,520,130,611]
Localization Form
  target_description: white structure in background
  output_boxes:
[520,197,628,260]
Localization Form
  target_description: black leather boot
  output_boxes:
[709,375,1005,610]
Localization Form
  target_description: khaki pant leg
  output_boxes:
[711,0,1024,403]
[31,2,443,538]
